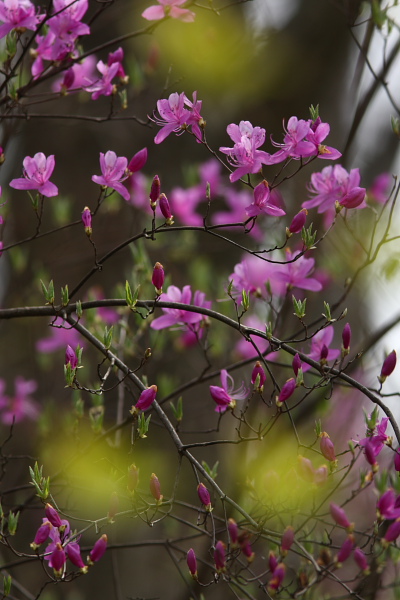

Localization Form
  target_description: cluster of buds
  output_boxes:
[30,504,107,577]
[148,175,174,223]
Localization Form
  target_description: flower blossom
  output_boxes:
[0,0,42,39]
[152,92,203,144]
[303,164,366,221]
[209,369,248,412]
[92,151,130,200]
[273,249,323,293]
[0,377,39,425]
[219,121,274,182]
[302,325,340,372]
[142,0,195,22]
[359,417,390,457]
[150,285,210,331]
[245,180,286,218]
[84,60,120,100]
[10,153,58,197]
[52,55,97,93]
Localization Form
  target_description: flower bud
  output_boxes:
[150,473,163,502]
[127,464,139,492]
[187,548,197,579]
[214,540,226,572]
[320,432,336,462]
[131,385,157,413]
[197,483,212,512]
[107,492,119,523]
[82,207,92,237]
[127,148,148,174]
[268,550,278,573]
[395,449,400,472]
[239,536,254,562]
[45,503,63,528]
[31,520,52,549]
[320,344,328,364]
[276,378,296,407]
[65,345,78,369]
[228,518,238,546]
[314,464,328,485]
[88,534,108,564]
[51,543,66,576]
[0,147,4,164]
[329,502,352,530]
[287,208,307,236]
[335,534,354,565]
[251,361,266,391]
[268,563,285,592]
[152,262,164,294]
[292,353,302,376]
[61,67,75,92]
[159,193,174,225]
[383,518,400,545]
[341,323,351,356]
[364,439,379,471]
[379,350,397,383]
[149,175,160,209]
[297,455,315,483]
[281,526,294,555]
[354,547,370,574]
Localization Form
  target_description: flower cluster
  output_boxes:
[31,504,107,576]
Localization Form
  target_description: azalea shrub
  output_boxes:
[1,1,400,599]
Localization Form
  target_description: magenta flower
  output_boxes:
[303,164,366,220]
[92,151,130,201]
[127,147,148,174]
[268,563,285,592]
[359,417,390,457]
[52,55,97,93]
[65,345,78,369]
[0,377,39,425]
[273,249,323,293]
[51,543,66,576]
[159,193,174,223]
[152,92,201,144]
[305,117,342,160]
[0,0,42,39]
[354,547,369,573]
[209,369,248,413]
[45,503,63,528]
[82,206,92,236]
[245,180,286,218]
[342,323,351,355]
[107,46,127,80]
[142,0,195,22]
[302,326,340,372]
[31,520,52,549]
[377,489,400,520]
[288,208,307,235]
[251,361,266,390]
[84,60,119,100]
[277,378,296,406]
[383,519,400,544]
[230,254,286,300]
[270,116,315,163]
[66,541,86,570]
[228,518,238,545]
[10,153,58,197]
[219,121,274,182]
[150,285,210,331]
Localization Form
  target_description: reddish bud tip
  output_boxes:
[152,262,165,294]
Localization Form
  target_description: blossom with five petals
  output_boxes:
[0,0,42,39]
[10,153,58,197]
[92,151,130,200]
[219,121,274,182]
[152,92,203,144]
[150,285,210,330]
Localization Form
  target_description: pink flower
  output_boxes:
[377,489,400,520]
[230,254,286,301]
[330,503,352,529]
[359,417,390,457]
[303,164,366,220]
[245,180,286,218]
[379,350,397,383]
[65,345,78,369]
[152,92,202,144]
[92,151,130,201]
[51,543,66,576]
[187,548,197,578]
[277,378,296,406]
[251,361,266,390]
[288,208,307,234]
[0,0,42,39]
[336,535,354,564]
[270,116,315,162]
[0,377,39,425]
[268,563,285,592]
[302,326,340,372]
[127,148,148,174]
[305,117,342,160]
[150,285,210,331]
[52,55,97,93]
[273,249,323,293]
[219,121,274,182]
[84,60,119,100]
[133,385,157,412]
[235,315,277,360]
[142,0,195,22]
[10,153,58,197]
[209,369,248,413]
[368,172,392,204]
[320,432,336,461]
[152,262,165,293]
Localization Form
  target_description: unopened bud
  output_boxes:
[82,207,92,237]
[150,473,163,502]
[159,193,174,225]
[152,262,165,294]
[150,175,160,209]
[379,350,397,383]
